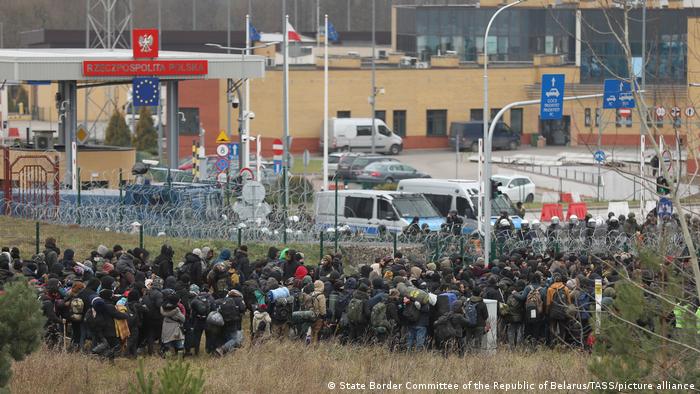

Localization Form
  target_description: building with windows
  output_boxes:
[20,3,700,162]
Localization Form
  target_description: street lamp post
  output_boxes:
[370,0,376,154]
[483,0,523,265]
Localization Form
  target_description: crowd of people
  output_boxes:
[0,217,699,359]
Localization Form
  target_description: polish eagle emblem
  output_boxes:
[138,34,154,53]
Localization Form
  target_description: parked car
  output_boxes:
[356,161,430,184]
[492,174,536,203]
[321,117,403,155]
[335,153,399,181]
[314,190,445,235]
[327,152,344,179]
[448,121,521,152]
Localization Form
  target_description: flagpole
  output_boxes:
[244,14,251,169]
[323,14,329,191]
[283,14,290,208]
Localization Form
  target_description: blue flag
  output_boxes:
[132,77,159,107]
[327,21,339,42]
[249,23,261,42]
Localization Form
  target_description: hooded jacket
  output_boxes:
[181,252,203,286]
[468,295,489,328]
[312,280,327,318]
[160,304,186,343]
[155,245,174,280]
[116,253,136,275]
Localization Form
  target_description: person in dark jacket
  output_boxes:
[180,252,203,287]
[41,278,64,348]
[235,246,251,281]
[215,289,247,356]
[154,245,174,280]
[464,287,490,353]
[347,283,371,344]
[282,249,299,281]
[125,289,146,357]
[92,289,129,359]
[140,278,164,355]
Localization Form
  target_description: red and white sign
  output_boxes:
[83,60,208,76]
[132,29,159,58]
[670,106,681,118]
[286,21,302,42]
[272,138,284,155]
[239,167,255,181]
[655,106,666,118]
[685,106,696,118]
[619,108,631,118]
[82,29,208,77]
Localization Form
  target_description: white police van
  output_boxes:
[314,190,444,235]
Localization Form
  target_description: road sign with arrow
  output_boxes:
[540,74,565,120]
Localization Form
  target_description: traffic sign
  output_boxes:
[662,149,673,171]
[670,106,681,118]
[656,106,666,118]
[619,108,631,117]
[215,158,229,172]
[239,167,255,181]
[215,130,230,143]
[540,74,565,120]
[657,197,673,218]
[216,144,229,157]
[76,124,89,144]
[603,79,635,109]
[593,150,606,163]
[685,106,696,118]
[242,181,266,204]
[272,138,284,155]
[273,160,283,175]
[228,143,239,160]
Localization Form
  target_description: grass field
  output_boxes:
[10,342,590,394]
[0,216,322,264]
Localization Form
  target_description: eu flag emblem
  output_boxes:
[133,77,160,106]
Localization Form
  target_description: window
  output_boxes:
[425,194,452,216]
[356,126,372,136]
[393,110,407,137]
[585,108,591,127]
[426,109,447,136]
[344,196,373,219]
[456,196,475,219]
[337,110,351,118]
[179,107,200,135]
[490,108,501,120]
[470,109,483,121]
[510,108,523,134]
[626,113,633,128]
[615,110,622,128]
[378,125,391,137]
[595,108,601,127]
[375,110,386,122]
[378,198,397,220]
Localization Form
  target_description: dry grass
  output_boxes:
[11,342,590,394]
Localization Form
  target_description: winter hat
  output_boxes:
[102,262,114,274]
[151,276,164,290]
[566,279,576,290]
[426,262,437,272]
[193,248,203,259]
[64,249,75,261]
[371,278,384,290]
[294,265,308,281]
[99,288,114,299]
[145,278,153,289]
[116,298,127,306]
[345,277,357,290]
[201,247,212,259]
[97,245,109,257]
[189,284,200,294]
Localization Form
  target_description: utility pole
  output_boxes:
[370,0,376,154]
[192,0,197,30]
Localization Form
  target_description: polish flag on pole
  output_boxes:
[287,21,302,42]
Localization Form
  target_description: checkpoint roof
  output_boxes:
[0,48,265,81]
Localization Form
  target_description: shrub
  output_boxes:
[129,359,205,394]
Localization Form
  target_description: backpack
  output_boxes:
[229,269,240,288]
[177,262,192,279]
[370,301,390,331]
[525,286,544,322]
[401,301,421,324]
[144,290,163,320]
[272,295,294,322]
[69,297,85,322]
[254,289,267,310]
[218,297,241,323]
[576,292,592,321]
[215,276,230,293]
[191,295,210,319]
[335,292,352,320]
[549,286,569,321]
[312,294,324,318]
[464,301,478,327]
[506,293,523,323]
[434,313,458,341]
[347,298,366,324]
[327,291,340,321]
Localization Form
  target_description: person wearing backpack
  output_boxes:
[187,287,215,355]
[346,283,371,343]
[125,288,146,358]
[160,291,186,356]
[140,277,164,356]
[76,278,100,350]
[522,274,546,345]
[215,289,246,356]
[463,287,489,353]
[505,280,526,349]
[309,280,327,343]
[546,274,572,346]
[65,281,86,351]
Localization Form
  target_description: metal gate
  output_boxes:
[2,147,60,215]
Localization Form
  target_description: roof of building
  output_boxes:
[0,48,265,81]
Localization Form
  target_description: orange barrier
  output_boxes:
[540,203,564,222]
[566,202,588,220]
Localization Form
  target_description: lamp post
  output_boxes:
[370,0,376,154]
[483,0,523,265]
